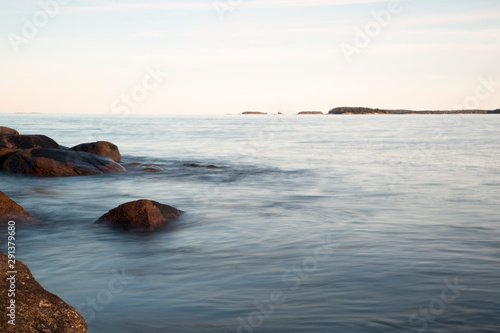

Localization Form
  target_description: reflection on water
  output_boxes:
[1,114,499,332]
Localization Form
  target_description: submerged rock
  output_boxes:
[0,191,35,223]
[124,162,164,173]
[0,252,88,333]
[184,163,220,169]
[3,148,125,177]
[96,200,183,230]
[69,141,121,163]
[143,165,164,173]
[0,126,19,137]
[0,135,60,150]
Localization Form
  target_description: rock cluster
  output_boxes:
[0,128,124,177]
[0,125,184,330]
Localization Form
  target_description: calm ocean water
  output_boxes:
[1,114,499,333]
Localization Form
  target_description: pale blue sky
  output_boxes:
[1,0,499,114]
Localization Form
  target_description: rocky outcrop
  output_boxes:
[0,191,35,223]
[3,148,125,177]
[96,200,183,230]
[69,141,121,163]
[0,135,60,150]
[0,127,19,137]
[0,252,88,333]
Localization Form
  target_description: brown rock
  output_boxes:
[69,141,121,162]
[0,191,35,223]
[143,165,164,173]
[0,252,88,333]
[0,126,19,137]
[0,148,21,169]
[96,200,183,230]
[0,135,60,150]
[3,148,125,177]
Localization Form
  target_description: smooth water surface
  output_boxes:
[1,114,499,332]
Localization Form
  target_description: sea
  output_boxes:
[1,113,499,333]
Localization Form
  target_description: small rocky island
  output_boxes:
[328,107,500,114]
[298,111,323,115]
[241,111,268,115]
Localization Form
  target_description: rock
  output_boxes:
[123,163,163,173]
[69,141,121,163]
[96,200,183,230]
[0,191,35,223]
[0,126,19,137]
[3,148,125,177]
[143,165,164,173]
[0,252,88,333]
[0,148,21,169]
[184,163,220,169]
[0,135,60,150]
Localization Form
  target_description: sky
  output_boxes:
[0,0,499,115]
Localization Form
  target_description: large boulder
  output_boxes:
[69,141,121,163]
[0,252,88,333]
[96,200,183,230]
[0,126,19,137]
[0,191,35,223]
[3,148,125,177]
[0,135,60,150]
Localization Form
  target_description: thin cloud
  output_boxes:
[184,27,350,39]
[396,8,500,27]
[65,0,386,13]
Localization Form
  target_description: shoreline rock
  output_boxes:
[0,135,60,150]
[0,148,22,169]
[96,200,183,230]
[69,141,121,163]
[0,127,19,137]
[0,252,88,333]
[0,191,35,223]
[3,148,125,177]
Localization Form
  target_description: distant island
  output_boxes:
[241,111,268,115]
[299,111,323,115]
[328,107,500,115]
